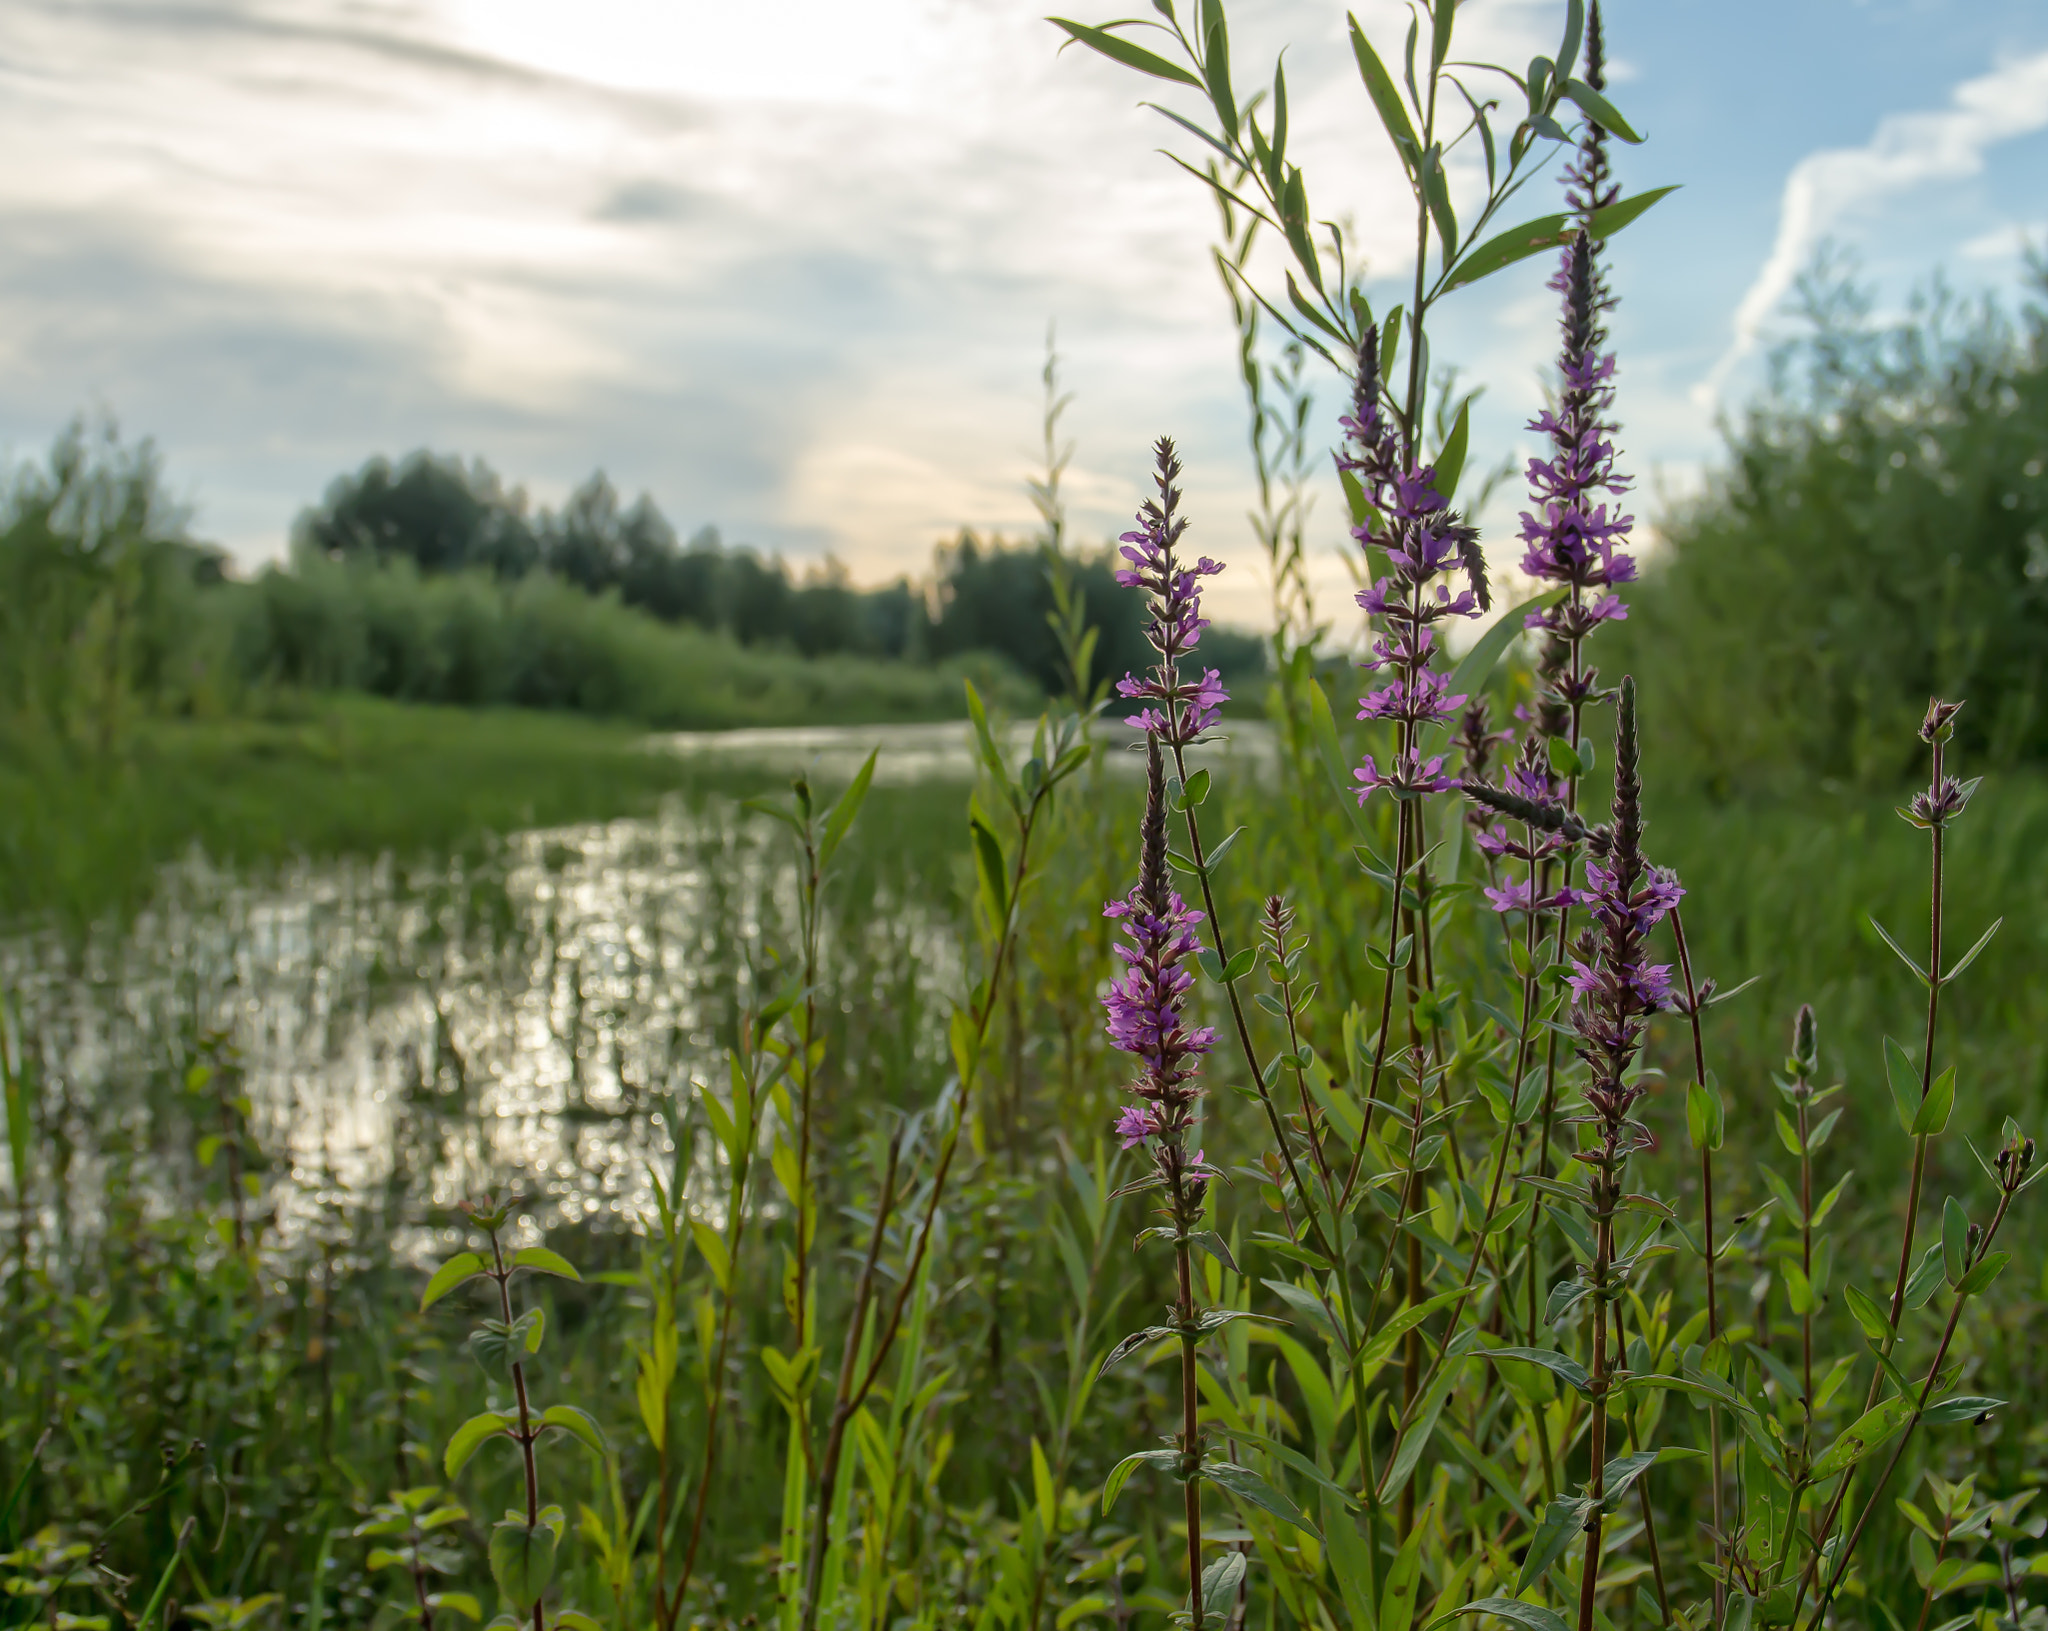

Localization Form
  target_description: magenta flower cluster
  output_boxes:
[1340,329,1488,801]
[1477,739,1577,916]
[1517,229,1637,658]
[1113,439,1228,747]
[1104,886,1217,1152]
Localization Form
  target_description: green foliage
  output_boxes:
[1619,254,2048,787]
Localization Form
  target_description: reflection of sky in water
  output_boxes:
[3,785,959,1256]
[6,722,1271,1258]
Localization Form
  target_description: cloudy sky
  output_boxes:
[4,0,2048,627]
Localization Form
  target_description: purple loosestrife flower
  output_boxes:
[1565,678,1679,1157]
[1340,328,1488,803]
[1103,738,1219,1191]
[1114,440,1228,747]
[1518,229,1636,657]
[1518,9,1638,733]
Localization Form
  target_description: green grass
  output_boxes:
[0,695,735,929]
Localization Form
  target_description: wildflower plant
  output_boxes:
[1061,5,2039,1631]
[419,1198,607,1631]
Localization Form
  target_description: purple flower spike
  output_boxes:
[1341,327,1488,802]
[1519,206,1637,646]
[1114,440,1228,748]
[1103,738,1214,1161]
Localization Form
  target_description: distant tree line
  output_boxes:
[294,451,1268,694]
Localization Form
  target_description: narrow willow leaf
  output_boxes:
[1347,15,1419,170]
[1560,77,1643,142]
[1440,212,1570,292]
[815,748,878,870]
[1049,19,1205,89]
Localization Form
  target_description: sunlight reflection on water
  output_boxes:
[6,719,1272,1252]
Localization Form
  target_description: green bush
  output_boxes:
[232,553,1038,728]
[1616,259,2048,789]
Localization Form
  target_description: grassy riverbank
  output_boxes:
[0,695,735,927]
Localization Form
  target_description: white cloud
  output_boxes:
[1698,47,2048,410]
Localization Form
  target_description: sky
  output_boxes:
[3,0,2048,629]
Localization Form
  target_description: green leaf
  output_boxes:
[1912,1066,1955,1137]
[1347,15,1419,172]
[1323,1488,1377,1631]
[1955,1251,2009,1297]
[1482,1345,1590,1396]
[1512,1498,1591,1594]
[488,1512,561,1609]
[1180,767,1212,807]
[1434,398,1471,500]
[552,1613,602,1631]
[1600,1447,1696,1509]
[426,1594,481,1621]
[1686,1080,1725,1152]
[1943,916,2003,983]
[1871,918,1930,985]
[1049,18,1205,88]
[971,815,1010,927]
[1546,736,1584,779]
[1842,1280,1893,1343]
[1101,1448,1180,1512]
[1442,212,1571,292]
[540,1405,608,1457]
[1923,1394,2003,1425]
[511,1247,581,1283]
[1204,826,1245,873]
[816,749,878,870]
[443,1411,514,1478]
[1941,1196,1970,1286]
[1202,1459,1320,1537]
[1380,1498,1431,1631]
[1584,184,1678,245]
[1560,78,1642,142]
[1810,1395,1916,1482]
[1355,1287,1469,1375]
[1202,11,1236,140]
[1435,1597,1572,1631]
[1196,1551,1247,1616]
[421,1252,487,1311]
[1884,1036,1920,1134]
[1905,1241,1947,1310]
[1221,947,1257,983]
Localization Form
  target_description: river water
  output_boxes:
[5,718,1271,1251]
